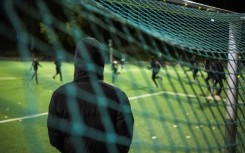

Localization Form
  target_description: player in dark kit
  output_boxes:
[187,55,196,71]
[191,55,199,80]
[120,55,126,70]
[149,56,162,88]
[204,59,213,95]
[53,57,62,82]
[212,60,225,99]
[31,57,42,84]
[112,59,120,83]
[185,55,199,80]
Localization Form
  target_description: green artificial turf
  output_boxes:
[0,61,244,153]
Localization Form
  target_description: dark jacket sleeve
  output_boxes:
[116,91,134,153]
[47,92,65,153]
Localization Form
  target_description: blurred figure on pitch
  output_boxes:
[30,57,42,84]
[192,63,199,80]
[53,57,62,82]
[212,60,225,99]
[112,59,120,84]
[186,54,197,71]
[204,59,214,96]
[149,56,162,88]
[191,55,199,80]
[120,55,126,70]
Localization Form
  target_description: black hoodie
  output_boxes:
[47,38,134,153]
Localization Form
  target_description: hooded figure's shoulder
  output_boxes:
[100,82,129,98]
[52,82,76,95]
[100,81,120,90]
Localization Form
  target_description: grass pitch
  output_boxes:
[0,60,244,153]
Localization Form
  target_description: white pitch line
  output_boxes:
[0,112,48,124]
[0,77,17,80]
[0,91,170,124]
[0,91,243,124]
[128,91,196,101]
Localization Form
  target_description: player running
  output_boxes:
[31,57,42,84]
[149,56,162,88]
[204,59,214,95]
[53,57,62,82]
[212,60,225,99]
[112,59,120,83]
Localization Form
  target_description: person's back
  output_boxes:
[50,80,133,153]
[112,60,119,74]
[149,56,162,87]
[150,59,160,73]
[212,61,225,81]
[54,58,62,68]
[32,58,40,71]
[47,37,134,153]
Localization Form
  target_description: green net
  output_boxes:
[1,0,245,152]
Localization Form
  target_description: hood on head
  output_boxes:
[74,37,105,82]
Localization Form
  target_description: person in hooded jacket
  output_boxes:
[47,37,134,153]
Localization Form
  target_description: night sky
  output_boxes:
[191,0,245,13]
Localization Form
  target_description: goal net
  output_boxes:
[1,0,245,152]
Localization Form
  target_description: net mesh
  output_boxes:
[1,0,245,152]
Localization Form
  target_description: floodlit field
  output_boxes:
[0,61,244,153]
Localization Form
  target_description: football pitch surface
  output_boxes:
[0,61,243,153]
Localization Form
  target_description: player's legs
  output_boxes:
[216,79,223,96]
[152,72,158,87]
[205,73,213,95]
[112,69,118,83]
[59,71,62,82]
[31,73,35,80]
[34,71,38,84]
[56,67,62,82]
[212,79,218,96]
[193,69,198,80]
[53,67,59,79]
[31,69,38,84]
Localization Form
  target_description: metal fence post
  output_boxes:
[224,22,241,153]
